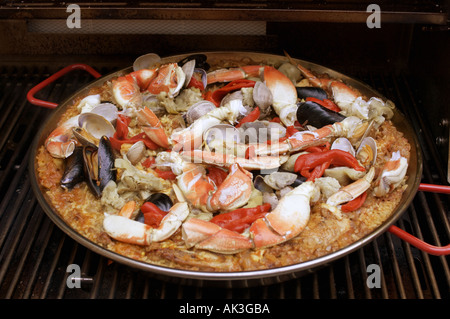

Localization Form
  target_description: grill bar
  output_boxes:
[0,62,448,300]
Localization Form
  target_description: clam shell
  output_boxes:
[356,137,377,167]
[185,100,216,125]
[126,141,146,165]
[181,59,196,87]
[90,103,118,124]
[263,172,298,190]
[252,81,273,114]
[203,124,241,148]
[331,137,356,157]
[78,112,116,140]
[133,53,161,71]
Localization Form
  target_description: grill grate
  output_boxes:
[0,62,448,299]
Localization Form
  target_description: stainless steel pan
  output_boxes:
[28,52,439,287]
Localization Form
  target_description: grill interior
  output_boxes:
[0,61,448,299]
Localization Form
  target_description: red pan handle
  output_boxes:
[388,226,450,256]
[27,63,102,109]
[387,182,450,256]
[418,183,450,194]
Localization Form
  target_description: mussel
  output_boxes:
[296,87,328,101]
[61,147,85,190]
[296,100,346,128]
[178,54,210,71]
[83,136,116,198]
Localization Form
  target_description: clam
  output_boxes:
[296,87,328,101]
[78,112,116,141]
[356,137,377,167]
[278,63,301,84]
[296,100,346,128]
[61,147,85,190]
[252,81,273,117]
[126,141,146,165]
[263,172,298,190]
[203,124,241,150]
[181,59,196,87]
[331,137,356,157]
[239,120,286,143]
[133,53,161,72]
[90,103,118,125]
[254,175,273,193]
[220,90,244,107]
[185,100,216,125]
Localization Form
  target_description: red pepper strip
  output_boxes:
[153,168,177,180]
[142,156,156,168]
[207,166,228,187]
[270,117,281,123]
[304,142,331,153]
[110,114,160,151]
[236,107,260,128]
[110,132,160,151]
[341,191,368,212]
[141,202,168,228]
[295,149,365,179]
[187,74,204,90]
[210,79,256,107]
[285,125,299,137]
[306,160,331,182]
[210,203,271,233]
[306,97,341,112]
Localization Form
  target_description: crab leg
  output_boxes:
[327,167,375,206]
[137,107,171,149]
[180,149,287,171]
[45,115,79,158]
[181,181,320,254]
[207,65,263,85]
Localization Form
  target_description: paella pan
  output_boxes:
[28,52,427,284]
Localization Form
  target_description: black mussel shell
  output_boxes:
[296,87,328,101]
[82,136,116,198]
[83,145,101,197]
[145,193,173,211]
[136,193,173,223]
[296,101,346,128]
[178,54,210,71]
[61,147,85,190]
[97,136,116,192]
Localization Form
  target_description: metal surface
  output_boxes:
[1,1,447,24]
[0,60,448,298]
[27,52,423,285]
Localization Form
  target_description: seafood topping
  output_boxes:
[39,53,412,263]
[60,147,85,190]
[296,100,346,128]
[83,136,116,197]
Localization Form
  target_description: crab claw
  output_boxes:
[327,167,375,206]
[137,108,171,149]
